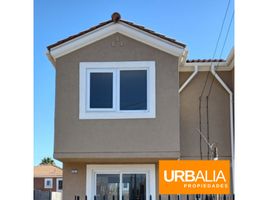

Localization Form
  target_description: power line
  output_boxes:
[207,11,234,97]
[200,0,232,99]
[212,0,232,59]
[218,12,234,64]
[199,0,232,99]
[205,11,234,161]
[198,0,233,160]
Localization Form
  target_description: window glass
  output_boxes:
[46,180,51,186]
[96,174,120,200]
[44,179,52,188]
[120,70,147,110]
[58,180,63,190]
[90,73,113,108]
[122,174,146,200]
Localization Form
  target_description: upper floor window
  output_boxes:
[79,61,155,119]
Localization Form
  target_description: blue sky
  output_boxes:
[34,0,234,167]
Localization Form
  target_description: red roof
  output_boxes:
[34,164,62,178]
[47,12,186,50]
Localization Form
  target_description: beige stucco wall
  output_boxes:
[62,162,86,200]
[63,161,210,200]
[179,70,234,160]
[54,33,180,160]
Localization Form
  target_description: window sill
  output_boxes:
[79,110,155,119]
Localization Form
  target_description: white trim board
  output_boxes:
[86,164,156,200]
[48,22,184,59]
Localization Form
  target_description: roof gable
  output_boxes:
[34,164,63,178]
[47,13,186,60]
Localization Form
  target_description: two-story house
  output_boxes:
[46,12,234,200]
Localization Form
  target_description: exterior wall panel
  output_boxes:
[179,71,233,159]
[63,162,159,200]
[54,33,180,159]
[63,163,86,200]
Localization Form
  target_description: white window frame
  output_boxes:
[80,61,156,119]
[44,178,53,189]
[56,178,63,192]
[86,164,156,200]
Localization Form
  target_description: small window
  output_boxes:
[57,178,63,192]
[44,178,53,189]
[80,61,155,119]
[58,180,63,190]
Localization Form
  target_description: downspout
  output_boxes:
[211,64,234,192]
[179,65,198,93]
[178,65,198,160]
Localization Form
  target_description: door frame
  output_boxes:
[86,164,156,200]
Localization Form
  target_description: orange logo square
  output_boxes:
[159,160,230,194]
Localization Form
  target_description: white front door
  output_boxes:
[86,164,156,200]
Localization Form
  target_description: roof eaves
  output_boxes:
[186,59,225,63]
[47,20,113,50]
[180,58,233,72]
[34,174,63,178]
[47,13,186,51]
[120,20,186,48]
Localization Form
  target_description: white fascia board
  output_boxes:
[227,48,235,69]
[49,23,115,59]
[46,51,56,67]
[117,22,184,56]
[179,61,233,72]
[226,47,234,66]
[49,22,184,59]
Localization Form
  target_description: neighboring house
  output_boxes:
[46,13,234,200]
[34,164,63,192]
